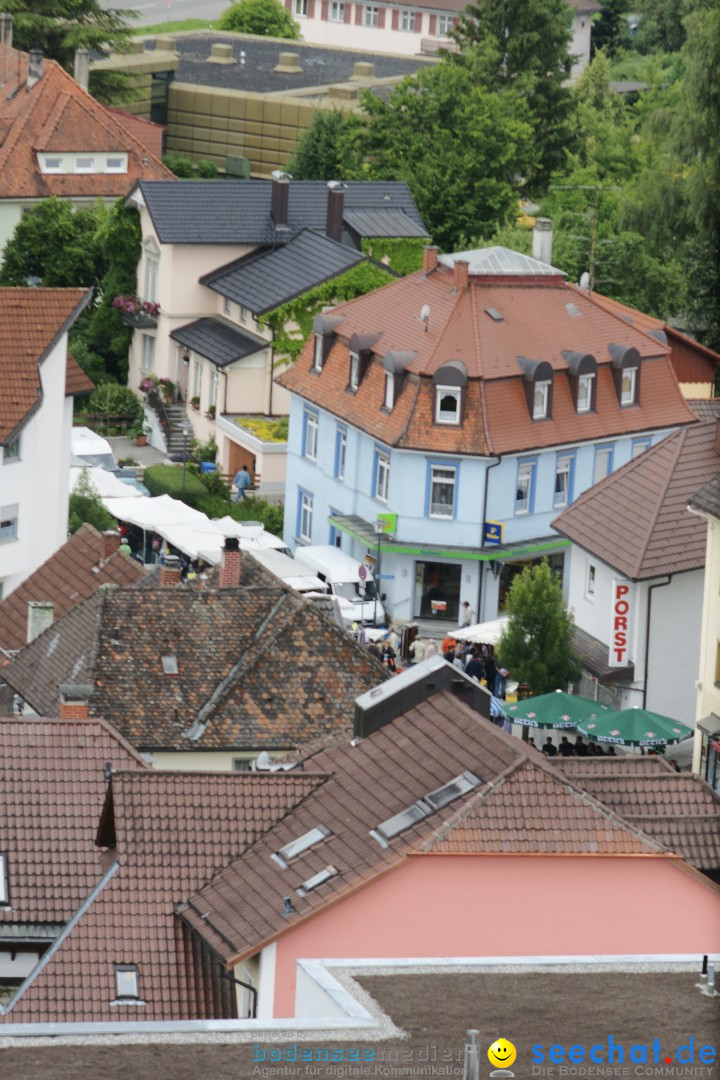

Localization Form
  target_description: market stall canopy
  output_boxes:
[70,465,144,499]
[577,706,694,747]
[213,517,288,551]
[504,690,609,729]
[453,615,509,645]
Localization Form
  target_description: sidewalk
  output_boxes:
[107,436,169,468]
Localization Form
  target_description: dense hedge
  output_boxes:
[143,464,208,507]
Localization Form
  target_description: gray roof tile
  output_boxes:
[169,317,267,368]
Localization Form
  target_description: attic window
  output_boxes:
[161,653,178,675]
[436,387,461,425]
[75,156,95,174]
[375,801,430,841]
[533,381,551,420]
[296,865,337,896]
[114,964,140,1001]
[272,825,330,868]
[40,156,63,173]
[621,367,638,406]
[485,308,504,322]
[384,371,394,411]
[313,334,324,373]
[609,343,641,408]
[0,853,7,904]
[424,770,481,811]
[104,155,128,173]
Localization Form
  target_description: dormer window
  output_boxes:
[562,351,597,414]
[349,351,360,391]
[384,371,394,410]
[577,373,594,412]
[432,360,467,426]
[312,313,344,375]
[382,351,414,413]
[348,331,382,394]
[41,156,62,173]
[75,156,94,173]
[517,357,553,422]
[609,344,641,408]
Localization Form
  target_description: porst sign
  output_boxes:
[609,581,632,667]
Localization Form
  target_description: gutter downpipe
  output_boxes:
[476,455,501,624]
[642,574,672,709]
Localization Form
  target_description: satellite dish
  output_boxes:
[579,271,590,291]
[255,751,271,770]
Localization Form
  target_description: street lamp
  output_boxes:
[180,420,192,494]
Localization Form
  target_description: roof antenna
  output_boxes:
[420,303,430,332]
[282,897,295,917]
[103,762,112,784]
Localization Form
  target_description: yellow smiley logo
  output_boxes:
[488,1039,517,1069]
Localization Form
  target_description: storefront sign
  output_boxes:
[483,521,504,546]
[609,580,632,667]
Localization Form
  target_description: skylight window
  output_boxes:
[566,302,582,318]
[424,771,481,811]
[161,654,178,675]
[114,964,140,1000]
[296,865,337,896]
[272,825,330,868]
[376,801,430,841]
[485,308,504,322]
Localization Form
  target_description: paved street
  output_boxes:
[99,0,229,27]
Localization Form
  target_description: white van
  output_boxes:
[71,427,117,471]
[292,545,386,626]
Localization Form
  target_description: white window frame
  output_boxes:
[435,386,461,425]
[0,853,7,904]
[192,358,202,399]
[429,465,456,519]
[437,13,452,33]
[363,5,379,25]
[593,446,612,485]
[349,351,360,391]
[515,462,534,515]
[210,367,219,408]
[40,156,63,173]
[300,492,313,542]
[75,156,95,173]
[375,451,390,503]
[240,305,250,322]
[141,334,155,374]
[330,1,345,18]
[143,239,159,304]
[294,0,308,15]
[384,372,394,410]
[304,410,318,461]
[585,561,596,599]
[553,455,573,509]
[577,372,594,413]
[533,380,550,420]
[104,155,127,173]
[223,295,231,316]
[632,438,651,459]
[621,367,637,406]
[401,9,415,30]
[313,334,324,372]
[115,965,140,1001]
[336,426,347,481]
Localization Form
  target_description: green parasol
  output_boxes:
[576,706,694,747]
[503,690,609,729]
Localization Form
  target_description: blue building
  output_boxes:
[278,246,697,625]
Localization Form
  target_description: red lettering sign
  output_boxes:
[609,580,632,668]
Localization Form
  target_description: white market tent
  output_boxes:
[453,615,509,645]
[69,466,144,499]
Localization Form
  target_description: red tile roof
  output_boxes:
[552,420,719,578]
[278,259,697,457]
[64,352,95,397]
[0,719,147,925]
[0,287,91,442]
[0,523,147,653]
[0,45,172,202]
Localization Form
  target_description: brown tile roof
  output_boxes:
[2,568,387,752]
[178,690,665,965]
[0,718,146,925]
[552,420,719,578]
[64,352,95,397]
[0,288,91,442]
[3,771,325,1023]
[553,758,720,871]
[0,524,147,654]
[0,45,172,201]
[278,262,697,457]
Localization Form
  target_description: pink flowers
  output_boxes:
[113,295,160,318]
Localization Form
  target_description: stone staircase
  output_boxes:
[164,403,192,456]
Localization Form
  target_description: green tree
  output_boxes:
[591,0,631,55]
[0,198,105,288]
[218,0,300,37]
[497,560,581,695]
[452,0,576,185]
[68,469,116,535]
[287,109,366,180]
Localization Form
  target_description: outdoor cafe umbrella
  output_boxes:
[503,689,609,729]
[576,705,694,747]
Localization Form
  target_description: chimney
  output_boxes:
[453,259,469,291]
[74,48,90,91]
[26,48,43,90]
[325,181,346,243]
[59,684,92,720]
[270,173,290,229]
[219,536,242,587]
[160,554,182,587]
[0,12,12,48]
[422,245,438,275]
[27,600,54,644]
[532,218,553,266]
[102,530,122,559]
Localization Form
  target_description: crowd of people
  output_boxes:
[531,735,615,757]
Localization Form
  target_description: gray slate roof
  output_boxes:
[131,179,426,246]
[201,230,365,315]
[343,207,430,239]
[169,317,267,368]
[689,472,720,520]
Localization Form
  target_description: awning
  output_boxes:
[170,318,268,369]
[328,514,569,562]
[697,713,720,737]
[454,616,508,645]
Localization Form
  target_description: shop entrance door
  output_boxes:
[414,562,461,621]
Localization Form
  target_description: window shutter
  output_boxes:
[322,0,329,15]
[308,0,315,15]
[355,4,362,22]
[378,6,386,26]
[428,12,436,32]
[391,8,399,28]
[414,11,421,30]
[344,2,352,20]
[284,0,292,9]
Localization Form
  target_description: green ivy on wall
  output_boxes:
[361,237,427,276]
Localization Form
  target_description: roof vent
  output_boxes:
[282,896,295,917]
[485,308,504,322]
[274,51,302,74]
[297,866,337,897]
[420,304,430,331]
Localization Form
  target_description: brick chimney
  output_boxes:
[27,601,53,644]
[271,173,290,229]
[219,536,242,587]
[160,554,182,587]
[326,181,346,244]
[59,684,92,720]
[453,259,469,290]
[102,530,122,559]
[422,246,439,274]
